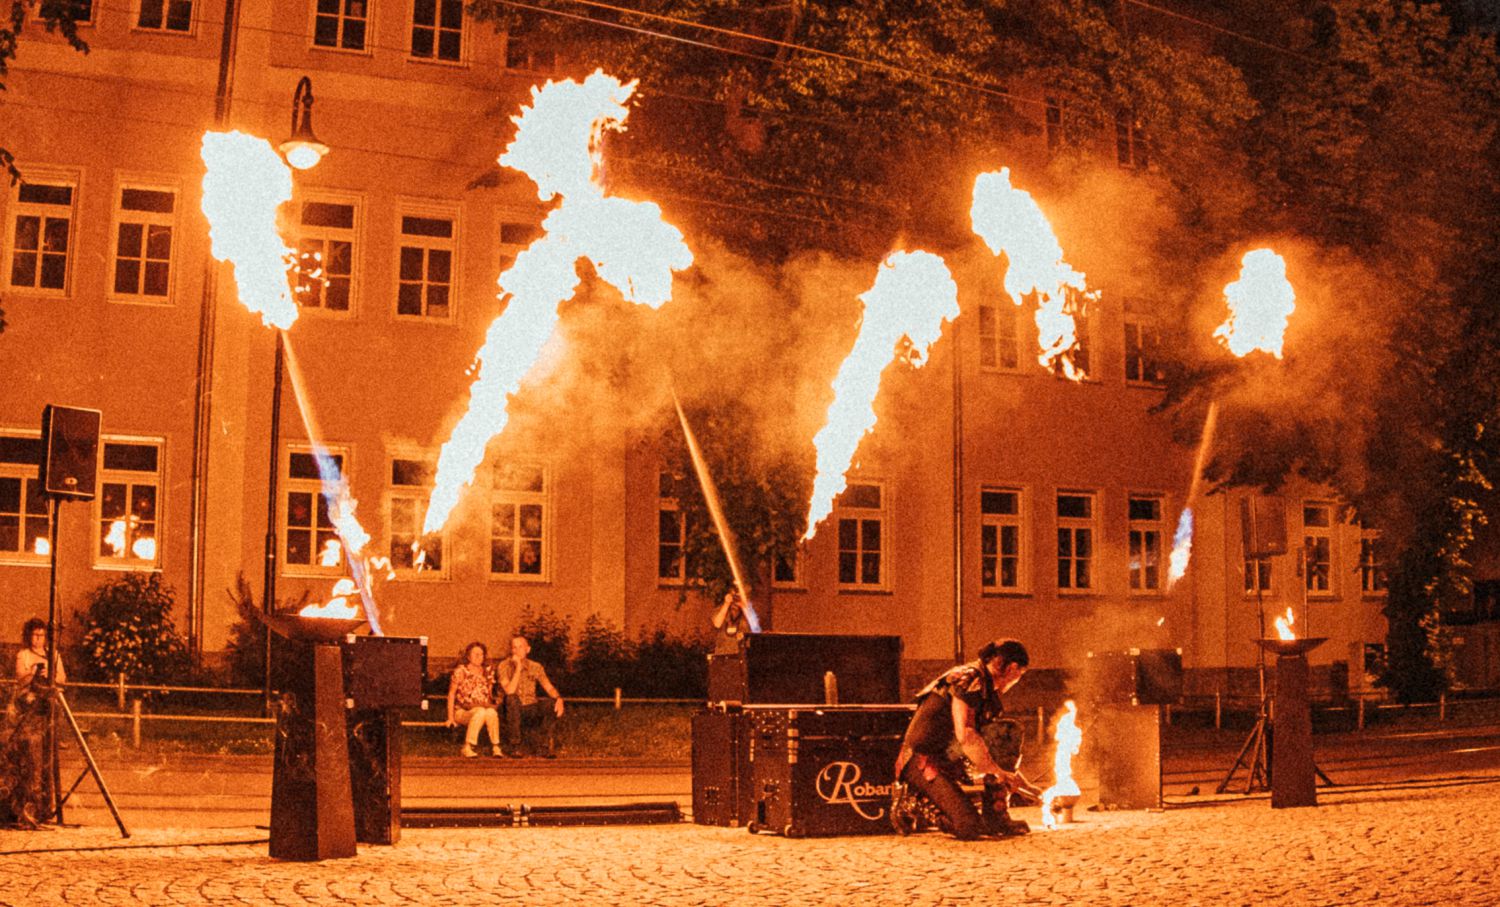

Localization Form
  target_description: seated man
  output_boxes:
[496,635,564,758]
[891,638,1036,840]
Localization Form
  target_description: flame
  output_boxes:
[200,131,298,330]
[299,578,360,620]
[804,251,958,539]
[424,71,692,534]
[1214,249,1296,358]
[33,537,50,556]
[970,168,1097,379]
[1041,700,1083,830]
[104,519,127,557]
[1167,402,1221,589]
[131,537,156,560]
[318,538,342,567]
[1274,606,1296,640]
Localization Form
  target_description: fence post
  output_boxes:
[614,688,622,711]
[131,699,142,749]
[117,672,127,712]
[1357,695,1365,731]
[1214,692,1222,730]
[1439,693,1447,722]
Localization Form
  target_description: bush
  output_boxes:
[221,573,309,689]
[77,573,190,684]
[626,627,710,699]
[570,613,633,696]
[513,604,571,676]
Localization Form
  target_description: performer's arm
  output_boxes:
[538,665,564,716]
[711,595,732,630]
[952,696,1020,785]
[500,660,522,696]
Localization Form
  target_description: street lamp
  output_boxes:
[279,76,329,172]
[264,76,327,707]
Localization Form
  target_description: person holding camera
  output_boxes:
[2,618,65,829]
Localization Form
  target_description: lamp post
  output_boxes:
[264,75,328,708]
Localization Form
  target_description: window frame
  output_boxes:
[394,202,459,322]
[108,180,179,306]
[1055,489,1097,594]
[489,460,551,584]
[772,548,804,590]
[5,171,78,297]
[1123,302,1164,387]
[977,301,1023,373]
[1358,526,1388,597]
[408,0,465,63]
[281,444,351,578]
[310,0,371,53]
[1115,110,1149,170]
[1302,500,1336,598]
[979,485,1027,595]
[1127,492,1166,596]
[0,430,51,566]
[133,0,196,35]
[292,194,361,318]
[834,480,888,593]
[385,452,447,581]
[656,470,687,587]
[93,436,165,572]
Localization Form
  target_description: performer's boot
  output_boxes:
[888,781,921,836]
[982,778,1030,837]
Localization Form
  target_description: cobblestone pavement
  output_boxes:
[1,776,1496,905]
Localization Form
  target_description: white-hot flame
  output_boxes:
[804,251,958,539]
[105,519,127,557]
[318,538,342,567]
[200,131,298,330]
[1274,606,1296,640]
[299,578,360,620]
[1041,700,1083,829]
[131,537,156,560]
[33,537,50,556]
[424,71,692,534]
[1214,249,1296,358]
[970,168,1097,379]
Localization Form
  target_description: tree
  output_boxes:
[77,573,191,684]
[1,0,90,183]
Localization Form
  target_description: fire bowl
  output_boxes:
[1255,637,1328,658]
[259,611,367,643]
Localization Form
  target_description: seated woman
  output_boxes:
[1,618,65,829]
[445,641,502,757]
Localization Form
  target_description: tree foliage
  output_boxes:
[77,573,191,684]
[1,0,90,183]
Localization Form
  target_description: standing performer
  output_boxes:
[710,590,753,654]
[891,638,1035,839]
[2,618,65,829]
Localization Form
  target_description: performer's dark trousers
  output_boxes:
[502,695,558,751]
[900,756,983,840]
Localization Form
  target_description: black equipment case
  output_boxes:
[707,633,902,705]
[690,708,752,827]
[743,705,912,838]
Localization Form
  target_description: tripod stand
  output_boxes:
[1217,557,1271,794]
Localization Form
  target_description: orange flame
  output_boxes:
[299,578,361,620]
[970,169,1097,379]
[1041,700,1082,829]
[1274,606,1296,640]
[424,71,692,534]
[804,251,959,539]
[1214,249,1296,358]
[200,131,298,329]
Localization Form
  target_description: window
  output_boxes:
[8,178,75,294]
[505,21,556,71]
[1056,491,1095,591]
[980,487,1024,592]
[1128,495,1164,593]
[1045,96,1064,151]
[396,212,455,319]
[112,186,176,301]
[313,0,367,50]
[657,471,686,584]
[1302,502,1334,595]
[411,0,462,61]
[836,482,885,589]
[498,219,542,273]
[96,440,162,568]
[0,435,49,563]
[491,462,547,580]
[772,550,803,588]
[1359,529,1387,595]
[293,200,356,313]
[1124,302,1164,385]
[388,456,443,577]
[1116,111,1148,169]
[284,447,346,574]
[978,303,1020,371]
[1051,297,1091,378]
[1244,556,1273,595]
[137,0,192,32]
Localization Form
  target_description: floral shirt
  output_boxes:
[451,663,496,710]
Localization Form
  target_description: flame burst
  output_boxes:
[970,169,1097,379]
[1214,249,1296,358]
[1274,606,1297,640]
[804,251,958,540]
[300,578,361,620]
[1041,700,1083,829]
[200,132,298,330]
[33,538,50,556]
[425,71,693,534]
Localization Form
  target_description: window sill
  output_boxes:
[836,587,892,596]
[406,54,469,69]
[393,312,457,325]
[309,43,375,58]
[771,585,806,593]
[5,286,71,300]
[389,571,450,583]
[489,574,551,585]
[130,25,197,38]
[108,295,174,308]
[283,567,346,579]
[1125,380,1166,390]
[0,557,51,568]
[1056,589,1101,597]
[93,561,162,573]
[981,590,1031,598]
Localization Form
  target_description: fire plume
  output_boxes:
[803,251,958,540]
[33,538,49,556]
[1041,700,1083,829]
[1214,249,1296,358]
[970,169,1097,379]
[199,132,298,330]
[299,578,361,620]
[1274,606,1297,641]
[425,71,692,534]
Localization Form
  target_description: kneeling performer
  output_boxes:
[893,638,1036,839]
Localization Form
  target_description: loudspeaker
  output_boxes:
[1084,648,1184,706]
[39,405,101,500]
[707,633,903,705]
[1240,496,1287,558]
